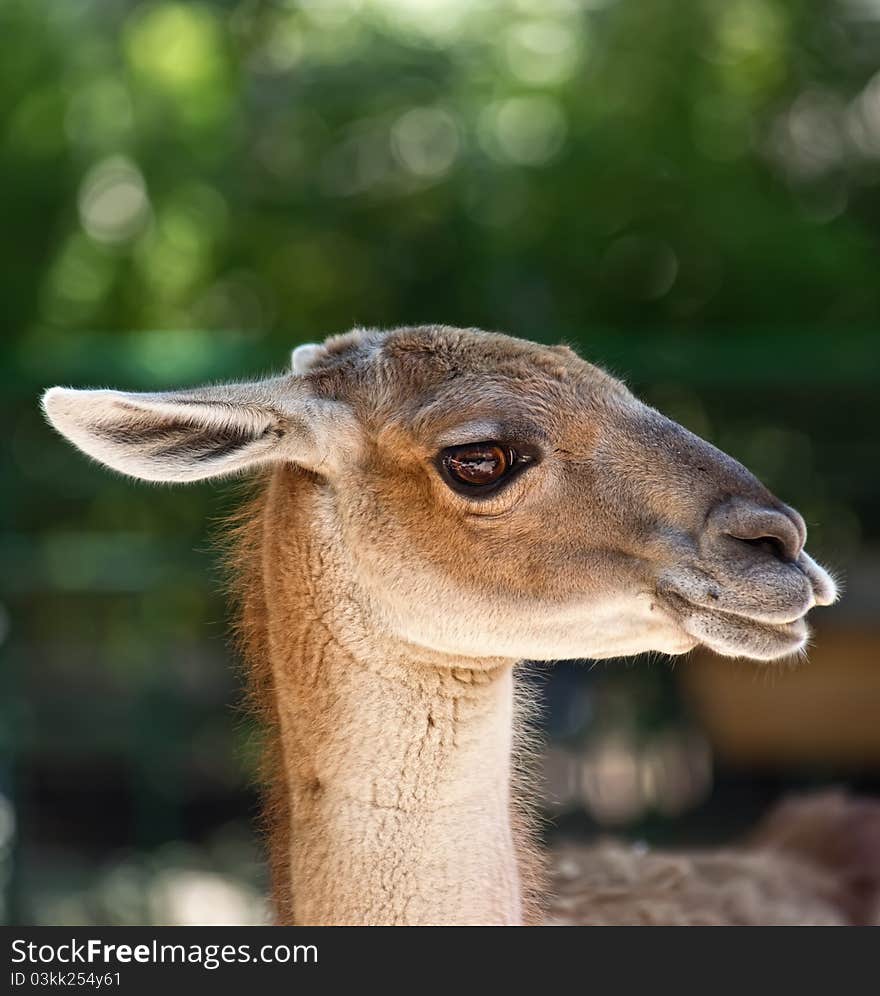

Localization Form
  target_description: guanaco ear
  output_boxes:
[41,376,351,483]
[291,342,325,374]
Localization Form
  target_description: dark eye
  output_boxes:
[439,442,532,495]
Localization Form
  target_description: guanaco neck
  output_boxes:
[250,466,525,925]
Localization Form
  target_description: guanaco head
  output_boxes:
[42,325,836,663]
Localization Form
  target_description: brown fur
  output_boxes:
[221,480,295,923]
[43,324,861,926]
[549,791,880,925]
[226,464,533,924]
[227,479,547,924]
[750,790,880,925]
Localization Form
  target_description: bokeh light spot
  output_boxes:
[601,235,679,301]
[125,3,226,90]
[78,156,151,245]
[505,20,582,85]
[391,107,460,178]
[480,95,567,165]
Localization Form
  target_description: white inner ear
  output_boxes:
[43,369,361,485]
[41,386,290,484]
[291,343,325,375]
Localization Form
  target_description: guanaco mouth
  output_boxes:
[658,590,811,661]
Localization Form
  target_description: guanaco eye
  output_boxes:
[439,442,532,495]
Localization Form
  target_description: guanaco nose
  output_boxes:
[711,499,806,563]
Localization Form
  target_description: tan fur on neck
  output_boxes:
[222,478,295,922]
[224,466,546,925]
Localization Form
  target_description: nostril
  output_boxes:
[721,506,805,563]
[737,534,790,562]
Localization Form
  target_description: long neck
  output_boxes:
[246,468,526,926]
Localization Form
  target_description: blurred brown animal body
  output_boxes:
[42,325,878,925]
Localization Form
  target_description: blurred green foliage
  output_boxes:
[2,0,879,924]
[4,0,880,340]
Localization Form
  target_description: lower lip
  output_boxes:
[662,593,809,657]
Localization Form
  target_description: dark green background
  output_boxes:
[1,0,878,924]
